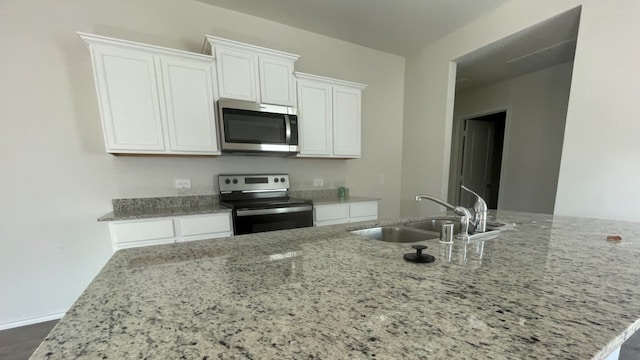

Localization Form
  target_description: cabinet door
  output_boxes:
[214,46,258,102]
[91,45,165,152]
[159,56,220,154]
[349,201,378,223]
[332,85,362,158]
[314,204,349,226]
[259,55,295,106]
[177,213,232,242]
[297,79,332,156]
[109,218,176,251]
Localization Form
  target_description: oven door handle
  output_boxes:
[241,189,288,194]
[236,205,313,217]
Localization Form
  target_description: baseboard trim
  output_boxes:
[0,312,65,331]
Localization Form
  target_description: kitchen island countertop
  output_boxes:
[32,211,640,359]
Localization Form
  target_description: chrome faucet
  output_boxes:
[414,195,472,237]
[415,185,488,238]
[461,185,488,233]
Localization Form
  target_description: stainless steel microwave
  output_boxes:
[217,99,299,154]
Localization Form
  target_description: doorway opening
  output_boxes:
[450,111,506,209]
[445,7,580,214]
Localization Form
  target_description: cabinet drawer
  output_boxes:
[314,204,349,224]
[350,201,378,219]
[110,218,175,248]
[179,214,231,237]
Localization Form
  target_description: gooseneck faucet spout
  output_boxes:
[415,195,472,237]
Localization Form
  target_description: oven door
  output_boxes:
[233,205,313,235]
[219,100,299,153]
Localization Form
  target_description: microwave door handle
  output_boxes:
[284,115,292,143]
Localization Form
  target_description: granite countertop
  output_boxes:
[35,211,640,359]
[292,188,379,205]
[98,205,231,222]
[99,191,378,221]
[306,195,380,205]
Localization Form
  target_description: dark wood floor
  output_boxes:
[621,329,640,360]
[0,320,57,360]
[1,319,640,359]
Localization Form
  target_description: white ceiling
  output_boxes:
[196,0,580,90]
[195,0,514,56]
[455,7,581,92]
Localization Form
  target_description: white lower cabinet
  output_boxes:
[176,214,232,242]
[314,201,378,226]
[348,201,379,223]
[314,203,350,226]
[109,218,176,250]
[108,213,232,252]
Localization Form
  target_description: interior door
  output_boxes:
[460,119,495,208]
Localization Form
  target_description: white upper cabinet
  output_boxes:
[89,45,166,151]
[295,72,366,159]
[214,46,258,102]
[159,56,219,153]
[259,55,296,106]
[333,85,362,157]
[203,36,299,106]
[79,32,220,156]
[297,78,332,156]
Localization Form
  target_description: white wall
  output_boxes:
[553,1,640,221]
[0,0,405,328]
[453,61,573,214]
[401,0,640,221]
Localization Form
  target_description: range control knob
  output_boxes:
[224,179,231,184]
[274,178,279,183]
[232,179,238,184]
[280,177,286,183]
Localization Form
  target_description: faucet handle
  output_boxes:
[461,185,487,233]
[461,185,487,211]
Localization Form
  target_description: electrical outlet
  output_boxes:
[313,178,324,187]
[379,173,385,185]
[174,179,191,189]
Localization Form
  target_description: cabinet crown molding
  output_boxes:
[202,35,300,61]
[295,72,367,90]
[77,32,213,62]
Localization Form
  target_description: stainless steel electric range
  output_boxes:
[218,174,313,235]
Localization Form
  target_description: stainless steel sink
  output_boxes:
[405,218,507,234]
[350,226,439,243]
[404,218,461,233]
[351,218,512,243]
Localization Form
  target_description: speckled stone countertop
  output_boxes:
[98,191,378,221]
[292,188,379,205]
[98,195,230,221]
[98,205,231,222]
[34,211,640,359]
[306,195,380,205]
